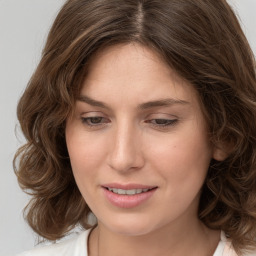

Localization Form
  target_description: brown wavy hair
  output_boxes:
[14,0,256,254]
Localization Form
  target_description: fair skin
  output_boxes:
[65,43,225,256]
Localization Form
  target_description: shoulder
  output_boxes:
[245,251,256,256]
[220,232,256,256]
[223,244,256,256]
[16,230,90,256]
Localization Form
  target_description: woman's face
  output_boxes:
[65,43,218,236]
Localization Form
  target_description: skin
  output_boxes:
[65,43,224,256]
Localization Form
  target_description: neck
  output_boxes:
[88,220,220,256]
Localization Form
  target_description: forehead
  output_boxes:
[80,43,199,108]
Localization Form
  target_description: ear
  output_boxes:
[212,142,231,161]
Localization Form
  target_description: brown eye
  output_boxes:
[144,118,178,131]
[150,119,177,126]
[81,116,109,126]
[89,117,103,124]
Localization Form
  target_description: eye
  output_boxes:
[81,116,110,127]
[145,118,178,130]
[151,119,176,125]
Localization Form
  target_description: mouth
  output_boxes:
[102,184,158,208]
[104,187,156,195]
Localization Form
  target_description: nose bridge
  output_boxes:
[108,118,143,172]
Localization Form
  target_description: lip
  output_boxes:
[102,183,157,209]
[102,183,156,190]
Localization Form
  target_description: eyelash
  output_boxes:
[81,116,110,127]
[80,116,178,130]
[146,119,178,127]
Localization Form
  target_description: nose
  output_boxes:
[107,121,145,173]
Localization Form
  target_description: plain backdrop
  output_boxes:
[0,0,255,255]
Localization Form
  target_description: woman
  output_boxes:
[15,0,256,255]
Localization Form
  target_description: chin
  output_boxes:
[100,215,158,237]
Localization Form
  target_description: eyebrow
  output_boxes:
[138,98,189,110]
[78,95,110,109]
[78,95,189,110]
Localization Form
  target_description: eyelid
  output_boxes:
[80,111,109,119]
[80,110,105,115]
[145,112,178,119]
[80,112,110,128]
[144,112,179,130]
[144,118,178,131]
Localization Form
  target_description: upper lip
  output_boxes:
[102,183,157,190]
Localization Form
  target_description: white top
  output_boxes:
[16,230,256,256]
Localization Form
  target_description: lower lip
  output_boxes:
[102,188,157,208]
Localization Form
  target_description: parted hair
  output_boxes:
[14,0,256,254]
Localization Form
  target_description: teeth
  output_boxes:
[113,188,119,193]
[117,189,126,195]
[107,188,151,195]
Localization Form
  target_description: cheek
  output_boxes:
[146,128,212,183]
[65,123,103,187]
[66,120,107,166]
[147,133,212,214]
[67,140,103,183]
[65,136,103,211]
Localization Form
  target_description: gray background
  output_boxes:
[0,0,255,255]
